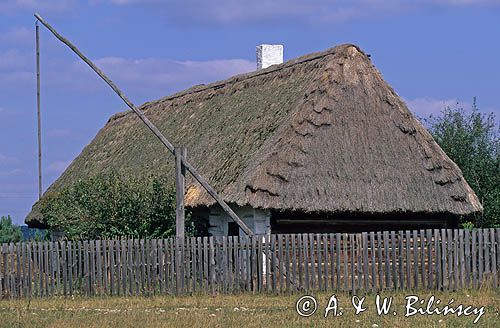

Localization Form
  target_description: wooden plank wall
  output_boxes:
[0,228,499,299]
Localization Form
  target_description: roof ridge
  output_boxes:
[150,44,361,103]
[108,44,362,123]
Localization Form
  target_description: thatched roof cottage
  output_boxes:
[26,44,482,235]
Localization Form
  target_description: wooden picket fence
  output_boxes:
[0,228,499,299]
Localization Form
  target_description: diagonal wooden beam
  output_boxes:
[34,13,254,237]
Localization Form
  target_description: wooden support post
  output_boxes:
[175,147,187,238]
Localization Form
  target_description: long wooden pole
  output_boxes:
[36,21,42,200]
[34,13,253,237]
[175,147,186,238]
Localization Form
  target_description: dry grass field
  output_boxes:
[0,289,498,327]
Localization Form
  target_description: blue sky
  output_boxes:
[1,0,499,225]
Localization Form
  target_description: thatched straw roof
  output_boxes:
[26,44,482,227]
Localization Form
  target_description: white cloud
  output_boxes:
[405,97,462,118]
[0,42,253,97]
[97,0,500,25]
[90,56,254,91]
[431,0,500,5]
[47,160,71,174]
[105,0,140,3]
[0,154,20,165]
[0,49,33,87]
[42,55,254,98]
[0,70,33,87]
[0,49,31,70]
[405,97,500,122]
[0,168,23,176]
[0,27,32,46]
[47,129,71,137]
[0,0,76,14]
[1,0,496,21]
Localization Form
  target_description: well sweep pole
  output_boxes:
[36,21,42,200]
[34,13,253,236]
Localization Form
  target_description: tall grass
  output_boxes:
[0,289,498,327]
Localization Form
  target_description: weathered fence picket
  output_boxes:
[1,228,499,299]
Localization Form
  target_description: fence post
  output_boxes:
[3,230,498,298]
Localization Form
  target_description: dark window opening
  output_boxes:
[228,222,240,236]
[270,210,459,234]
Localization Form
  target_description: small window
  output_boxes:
[228,222,240,236]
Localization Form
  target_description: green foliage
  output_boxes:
[426,98,499,227]
[461,221,476,230]
[33,230,51,242]
[39,172,185,240]
[0,215,22,243]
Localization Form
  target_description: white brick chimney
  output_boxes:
[256,44,283,70]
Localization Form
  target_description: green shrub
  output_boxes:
[39,172,191,240]
[461,221,476,230]
[426,98,499,227]
[0,215,22,243]
[33,230,51,242]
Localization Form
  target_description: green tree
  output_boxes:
[39,172,191,240]
[426,98,499,227]
[0,215,22,243]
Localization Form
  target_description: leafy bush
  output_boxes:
[426,98,499,227]
[39,172,190,240]
[461,221,475,230]
[33,230,51,242]
[0,215,22,243]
